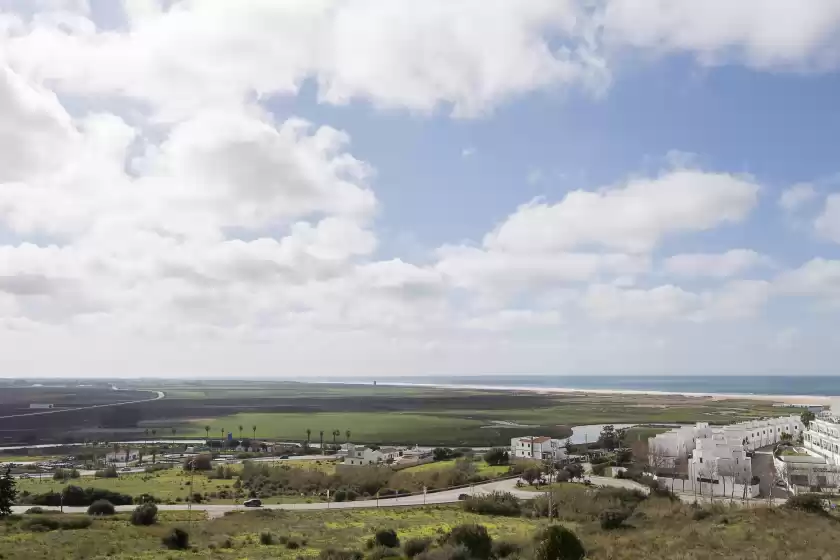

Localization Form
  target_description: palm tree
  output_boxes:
[252,425,257,440]
[151,429,157,441]
[332,430,339,449]
[345,429,351,443]
[319,430,324,451]
[171,427,176,443]
[305,429,311,450]
[204,425,210,440]
[144,429,150,445]
[238,425,243,442]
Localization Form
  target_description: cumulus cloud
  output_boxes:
[600,0,840,70]
[483,169,759,254]
[815,194,840,243]
[775,258,840,305]
[663,250,770,278]
[779,183,818,212]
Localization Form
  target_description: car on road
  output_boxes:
[243,499,262,507]
[457,493,469,500]
[19,474,30,479]
[279,455,290,459]
[121,467,132,472]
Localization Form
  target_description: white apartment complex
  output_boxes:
[510,436,568,461]
[648,415,803,497]
[343,444,400,466]
[804,404,840,465]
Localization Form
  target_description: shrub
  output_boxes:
[463,492,521,517]
[483,448,510,466]
[368,547,401,560]
[184,454,213,471]
[416,545,471,560]
[786,493,826,514]
[21,516,92,532]
[162,527,190,550]
[692,508,712,521]
[260,531,274,545]
[491,541,521,559]
[333,489,347,502]
[320,548,364,560]
[590,463,608,476]
[374,528,400,548]
[404,537,432,558]
[286,537,302,550]
[533,526,585,560]
[599,509,630,530]
[25,507,46,514]
[95,466,118,478]
[136,493,159,504]
[446,524,492,560]
[87,500,115,516]
[131,503,158,526]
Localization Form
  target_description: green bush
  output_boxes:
[446,524,492,560]
[334,489,347,502]
[368,546,401,560]
[374,528,400,548]
[286,537,302,550]
[491,540,521,559]
[533,526,585,560]
[162,527,190,550]
[320,548,364,560]
[599,509,630,530]
[692,508,712,521]
[95,466,118,478]
[463,492,521,517]
[259,531,274,545]
[21,516,92,532]
[130,503,158,526]
[786,494,826,514]
[24,507,46,514]
[416,545,471,560]
[404,537,432,558]
[87,500,115,516]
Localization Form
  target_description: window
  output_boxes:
[699,458,703,463]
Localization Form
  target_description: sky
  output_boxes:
[1,0,840,378]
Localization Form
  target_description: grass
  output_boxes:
[401,459,510,478]
[0,455,61,464]
[780,449,810,457]
[181,411,493,447]
[7,496,840,559]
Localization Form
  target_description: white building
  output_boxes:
[343,444,383,466]
[804,403,840,465]
[510,436,568,461]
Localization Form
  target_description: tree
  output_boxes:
[533,525,585,560]
[332,430,340,449]
[238,425,244,441]
[131,502,158,525]
[483,448,510,466]
[801,410,816,428]
[252,425,257,440]
[780,432,793,443]
[320,430,325,451]
[564,463,584,481]
[220,428,225,448]
[599,425,619,451]
[522,467,542,486]
[151,429,157,441]
[171,427,176,442]
[306,429,312,450]
[0,467,17,517]
[447,524,492,560]
[346,429,351,443]
[144,428,150,444]
[204,425,210,440]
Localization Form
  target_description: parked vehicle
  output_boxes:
[243,499,262,508]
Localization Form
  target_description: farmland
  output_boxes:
[0,379,801,447]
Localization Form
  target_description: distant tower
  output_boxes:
[373,380,377,386]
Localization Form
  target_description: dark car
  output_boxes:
[243,499,262,508]
[457,493,469,501]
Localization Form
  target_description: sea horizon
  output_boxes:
[321,375,840,399]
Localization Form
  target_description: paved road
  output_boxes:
[0,389,165,420]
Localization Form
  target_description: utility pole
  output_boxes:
[187,459,195,529]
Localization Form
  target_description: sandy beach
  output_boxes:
[374,381,838,407]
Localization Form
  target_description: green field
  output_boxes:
[180,412,505,447]
[14,468,326,505]
[401,460,510,478]
[5,494,840,559]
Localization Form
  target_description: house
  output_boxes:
[804,402,840,465]
[510,436,568,461]
[343,444,385,466]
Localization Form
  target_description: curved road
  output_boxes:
[0,389,164,420]
[10,477,649,516]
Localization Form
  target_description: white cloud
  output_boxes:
[779,183,818,212]
[461,147,476,158]
[815,194,840,243]
[2,0,608,118]
[663,249,770,278]
[484,169,759,254]
[581,284,699,322]
[775,258,840,305]
[601,0,840,70]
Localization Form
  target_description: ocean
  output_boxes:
[345,375,840,398]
